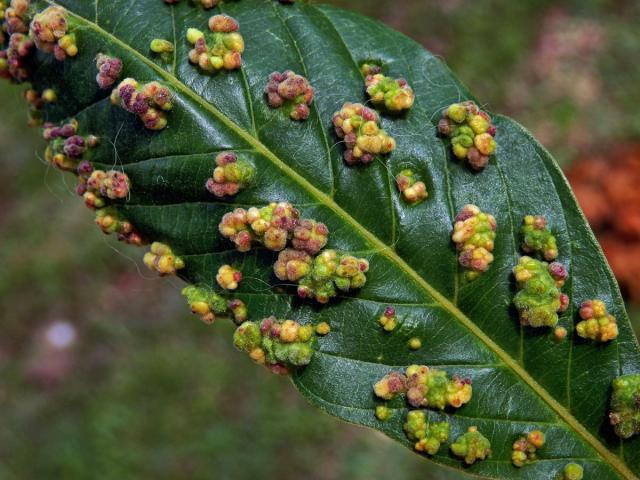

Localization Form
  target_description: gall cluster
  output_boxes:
[451,204,497,281]
[265,70,314,121]
[111,78,174,130]
[187,15,244,72]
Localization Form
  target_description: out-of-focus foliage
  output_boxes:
[1,1,639,479]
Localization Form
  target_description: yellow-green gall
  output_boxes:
[233,317,317,374]
[396,169,428,203]
[315,322,331,336]
[511,430,545,467]
[521,215,558,261]
[576,299,618,342]
[375,405,390,421]
[365,73,415,113]
[513,256,569,328]
[206,151,255,198]
[150,38,174,53]
[373,366,472,410]
[378,306,397,332]
[332,102,395,165]
[181,285,227,324]
[561,463,584,480]
[407,337,422,350]
[216,264,242,290]
[143,242,185,276]
[403,410,449,455]
[450,426,491,465]
[295,250,369,304]
[609,374,640,439]
[438,101,497,170]
[452,204,497,280]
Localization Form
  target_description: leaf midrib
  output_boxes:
[51,2,634,477]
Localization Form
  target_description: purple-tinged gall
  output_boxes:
[264,70,314,121]
[452,204,497,280]
[522,215,558,261]
[451,426,491,465]
[378,306,397,332]
[332,102,395,165]
[111,78,173,130]
[30,6,78,60]
[95,54,122,89]
[206,151,255,198]
[438,101,496,171]
[186,15,244,73]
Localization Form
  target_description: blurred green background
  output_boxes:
[1,1,639,479]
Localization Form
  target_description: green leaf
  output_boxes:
[14,0,640,477]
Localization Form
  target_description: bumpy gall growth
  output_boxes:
[438,101,497,171]
[227,298,247,324]
[511,430,545,467]
[30,6,78,60]
[95,207,145,246]
[150,38,174,53]
[374,365,472,410]
[95,53,122,89]
[451,204,497,280]
[111,79,173,130]
[521,215,558,261]
[1,33,35,82]
[84,169,130,206]
[395,169,428,203]
[332,102,396,165]
[315,322,331,336]
[561,463,584,480]
[273,248,312,282]
[265,70,314,121]
[292,219,329,255]
[576,299,618,342]
[181,285,227,324]
[43,120,99,172]
[4,0,30,35]
[219,202,300,252]
[378,306,398,332]
[216,264,242,290]
[186,15,244,72]
[295,250,369,304]
[513,256,569,328]
[450,426,492,465]
[375,405,390,422]
[365,73,415,113]
[233,317,317,374]
[403,410,449,455]
[206,151,255,198]
[609,374,640,439]
[143,242,185,276]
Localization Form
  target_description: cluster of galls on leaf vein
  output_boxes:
[609,374,640,440]
[187,14,244,72]
[233,317,319,375]
[451,204,497,281]
[438,101,497,171]
[511,430,545,467]
[206,151,255,198]
[521,215,558,261]
[181,285,247,325]
[275,248,369,304]
[332,102,396,165]
[364,71,415,113]
[513,256,568,328]
[111,78,174,130]
[576,298,618,342]
[265,70,314,121]
[395,169,427,203]
[143,242,185,276]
